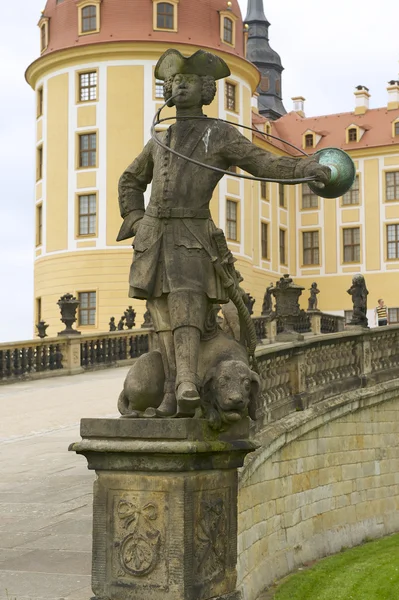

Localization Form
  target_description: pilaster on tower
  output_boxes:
[245,0,287,120]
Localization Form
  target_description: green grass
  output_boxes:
[272,534,399,600]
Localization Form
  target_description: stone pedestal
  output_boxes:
[69,418,257,600]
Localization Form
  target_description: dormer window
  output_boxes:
[395,122,399,136]
[77,0,101,36]
[82,5,97,32]
[152,0,178,32]
[38,16,49,53]
[219,10,237,46]
[305,134,314,148]
[348,128,357,142]
[223,17,233,44]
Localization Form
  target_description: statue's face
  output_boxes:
[172,73,203,108]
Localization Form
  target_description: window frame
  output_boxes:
[302,230,320,266]
[36,204,43,247]
[394,121,399,137]
[386,223,399,261]
[223,17,233,44]
[37,87,43,118]
[261,221,269,260]
[77,0,101,36]
[77,193,97,238]
[279,183,286,208]
[279,228,287,265]
[77,131,98,169]
[348,128,358,142]
[305,133,314,148]
[301,183,318,209]
[36,145,43,181]
[152,0,179,32]
[342,227,361,264]
[226,199,239,242]
[385,171,399,202]
[78,70,98,103]
[260,181,267,200]
[39,19,49,53]
[78,291,97,327]
[225,81,237,113]
[388,307,399,323]
[341,174,360,206]
[219,10,237,47]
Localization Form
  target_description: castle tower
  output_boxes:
[26,0,260,336]
[244,0,286,120]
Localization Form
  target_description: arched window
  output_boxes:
[157,2,174,29]
[223,17,233,44]
[82,5,97,32]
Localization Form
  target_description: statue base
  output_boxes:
[70,417,257,600]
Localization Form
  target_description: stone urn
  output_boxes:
[272,274,307,337]
[124,306,136,329]
[36,320,49,339]
[57,293,81,336]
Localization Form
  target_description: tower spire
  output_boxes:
[245,0,286,120]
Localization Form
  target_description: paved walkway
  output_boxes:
[0,367,130,600]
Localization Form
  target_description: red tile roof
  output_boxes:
[39,0,244,58]
[261,107,399,156]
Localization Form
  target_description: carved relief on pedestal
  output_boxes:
[193,491,227,584]
[111,491,168,589]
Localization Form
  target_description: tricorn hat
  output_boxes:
[155,49,231,81]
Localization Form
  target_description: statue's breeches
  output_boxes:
[128,215,228,303]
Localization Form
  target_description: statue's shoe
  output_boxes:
[176,382,200,417]
[155,393,177,417]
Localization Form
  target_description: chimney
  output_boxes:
[354,85,370,115]
[387,80,399,110]
[292,96,305,118]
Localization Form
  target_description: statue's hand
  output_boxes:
[116,210,144,242]
[296,156,331,190]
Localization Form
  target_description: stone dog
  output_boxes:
[118,330,260,430]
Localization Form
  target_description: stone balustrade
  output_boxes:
[0,329,153,384]
[254,324,399,431]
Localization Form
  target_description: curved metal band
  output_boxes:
[150,98,316,185]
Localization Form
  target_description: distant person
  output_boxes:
[375,298,388,327]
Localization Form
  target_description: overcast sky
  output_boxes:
[0,0,398,342]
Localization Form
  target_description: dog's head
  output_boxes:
[201,359,260,431]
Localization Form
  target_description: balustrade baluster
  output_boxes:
[90,341,96,366]
[20,348,27,375]
[49,345,55,370]
[55,344,63,369]
[13,348,21,376]
[41,346,48,371]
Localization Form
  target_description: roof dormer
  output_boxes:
[220,5,238,47]
[346,123,367,144]
[302,129,322,150]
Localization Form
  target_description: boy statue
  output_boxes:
[117,49,330,418]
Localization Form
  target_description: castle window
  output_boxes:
[348,128,357,142]
[37,88,43,118]
[226,200,238,241]
[79,71,97,102]
[386,171,399,201]
[39,18,49,53]
[155,79,164,99]
[225,82,236,112]
[305,134,314,148]
[342,174,359,205]
[36,204,43,247]
[78,194,97,236]
[302,183,318,209]
[261,222,269,259]
[395,122,399,136]
[79,133,97,168]
[279,183,285,207]
[343,227,360,263]
[388,308,399,323]
[82,5,97,32]
[223,17,233,44]
[260,181,267,199]
[279,229,286,265]
[157,2,174,29]
[387,224,399,260]
[36,146,43,181]
[78,291,96,326]
[303,231,319,265]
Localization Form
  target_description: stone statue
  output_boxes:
[347,274,369,327]
[117,316,125,331]
[141,303,153,328]
[117,48,330,421]
[261,283,274,316]
[307,282,320,311]
[109,317,116,332]
[244,293,256,315]
[124,305,136,329]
